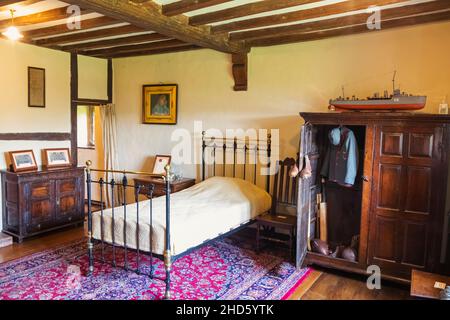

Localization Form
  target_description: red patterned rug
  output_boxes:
[0,236,311,300]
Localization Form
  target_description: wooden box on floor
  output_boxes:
[297,112,450,283]
[1,167,85,243]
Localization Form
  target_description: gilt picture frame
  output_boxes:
[28,67,46,108]
[143,84,178,125]
[8,150,38,173]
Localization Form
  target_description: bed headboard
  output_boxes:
[201,131,272,193]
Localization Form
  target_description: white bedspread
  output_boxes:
[92,177,272,256]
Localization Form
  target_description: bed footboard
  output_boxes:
[85,161,173,300]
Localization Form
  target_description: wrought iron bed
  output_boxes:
[85,132,272,300]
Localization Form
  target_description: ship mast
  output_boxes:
[392,70,397,93]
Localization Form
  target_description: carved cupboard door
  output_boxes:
[55,177,83,224]
[368,124,445,278]
[26,180,55,233]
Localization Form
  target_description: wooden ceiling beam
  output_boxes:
[84,39,190,57]
[211,0,407,34]
[62,0,248,53]
[61,33,172,51]
[232,53,247,91]
[0,0,23,5]
[231,0,450,41]
[0,6,92,30]
[98,44,201,59]
[246,10,450,47]
[33,24,145,46]
[190,0,319,26]
[0,0,42,9]
[163,0,233,16]
[23,16,120,39]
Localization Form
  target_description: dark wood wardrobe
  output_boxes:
[296,112,450,283]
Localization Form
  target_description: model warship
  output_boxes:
[329,72,427,111]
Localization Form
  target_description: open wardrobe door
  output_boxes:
[296,123,321,268]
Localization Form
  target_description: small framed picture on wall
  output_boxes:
[152,155,171,175]
[143,84,178,125]
[43,148,72,169]
[28,67,46,108]
[8,150,38,173]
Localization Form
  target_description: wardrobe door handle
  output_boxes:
[362,176,370,182]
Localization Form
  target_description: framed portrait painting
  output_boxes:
[8,150,38,173]
[43,148,72,169]
[143,84,178,125]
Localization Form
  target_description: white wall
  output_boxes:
[0,40,71,133]
[113,21,450,181]
[78,55,108,100]
[0,39,73,231]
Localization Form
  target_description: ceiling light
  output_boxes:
[2,10,23,41]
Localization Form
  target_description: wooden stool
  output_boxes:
[256,213,297,260]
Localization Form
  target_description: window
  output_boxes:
[77,106,95,148]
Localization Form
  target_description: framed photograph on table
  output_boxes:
[28,67,46,108]
[143,84,178,125]
[8,150,38,173]
[152,155,171,175]
[43,148,72,169]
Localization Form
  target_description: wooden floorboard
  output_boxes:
[300,268,411,300]
[0,227,84,264]
[0,227,410,300]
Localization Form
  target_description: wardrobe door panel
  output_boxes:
[373,216,398,263]
[408,133,433,159]
[381,132,403,157]
[368,125,439,278]
[402,221,427,268]
[378,164,402,211]
[404,166,431,215]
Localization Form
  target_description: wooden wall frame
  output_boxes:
[0,132,71,141]
[70,54,113,166]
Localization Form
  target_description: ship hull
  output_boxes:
[331,103,425,111]
[330,96,426,111]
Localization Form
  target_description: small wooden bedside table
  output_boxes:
[411,269,450,299]
[256,213,297,261]
[134,177,195,198]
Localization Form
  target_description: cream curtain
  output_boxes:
[100,104,122,207]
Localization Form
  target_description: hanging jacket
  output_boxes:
[320,126,359,186]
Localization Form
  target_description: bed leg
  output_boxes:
[164,249,172,300]
[86,160,94,276]
[87,232,94,276]
[163,164,172,300]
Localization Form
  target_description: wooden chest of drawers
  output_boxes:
[1,167,85,243]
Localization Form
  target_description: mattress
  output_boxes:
[92,176,272,256]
